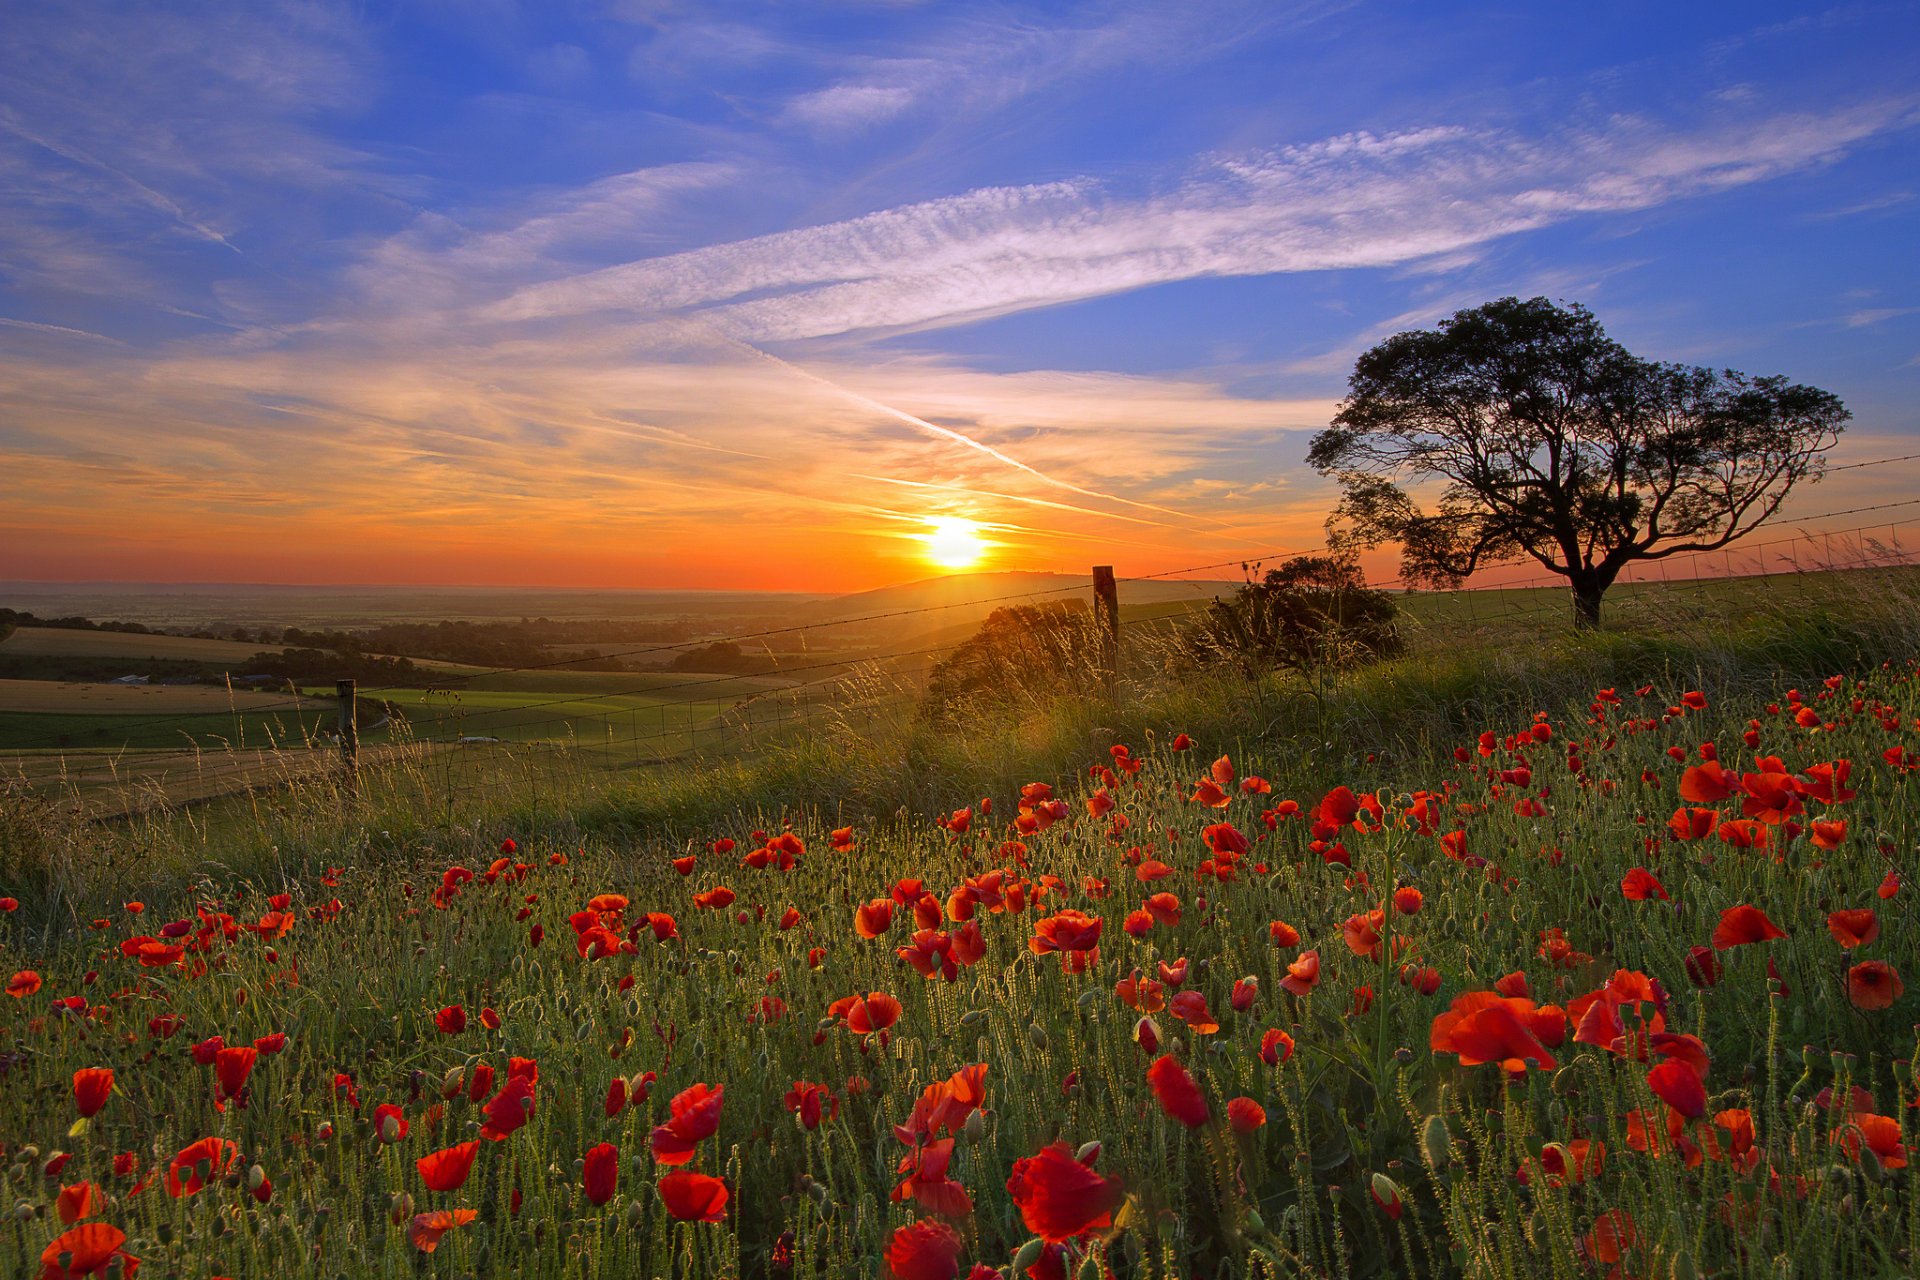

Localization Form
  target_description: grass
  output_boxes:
[0,593,1916,1277]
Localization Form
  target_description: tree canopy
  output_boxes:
[1307,297,1848,626]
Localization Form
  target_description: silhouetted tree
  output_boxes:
[1308,297,1848,627]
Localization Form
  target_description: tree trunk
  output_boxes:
[1569,574,1606,629]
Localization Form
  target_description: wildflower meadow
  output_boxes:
[3,660,1916,1279]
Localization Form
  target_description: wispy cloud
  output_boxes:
[486,97,1919,340]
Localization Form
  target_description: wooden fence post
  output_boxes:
[1092,565,1119,704]
[336,679,359,800]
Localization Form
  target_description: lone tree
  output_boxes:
[1307,297,1848,627]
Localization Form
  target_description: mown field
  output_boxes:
[0,573,1917,1279]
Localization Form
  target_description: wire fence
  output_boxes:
[4,459,1920,820]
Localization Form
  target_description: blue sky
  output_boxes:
[1,1,1916,588]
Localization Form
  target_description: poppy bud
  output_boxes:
[1027,1023,1048,1050]
[1422,1113,1451,1169]
[1244,1207,1266,1234]
[389,1191,412,1224]
[379,1114,401,1144]
[1670,1247,1698,1280]
[442,1067,464,1099]
[248,1163,267,1191]
[959,1010,987,1027]
[1369,1172,1404,1219]
[1011,1239,1045,1273]
[1077,1253,1102,1280]
[963,1110,987,1141]
[627,1200,644,1229]
[1074,1140,1102,1166]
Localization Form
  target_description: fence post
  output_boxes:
[1092,565,1120,704]
[336,679,359,800]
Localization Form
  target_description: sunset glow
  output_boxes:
[922,518,989,573]
[0,5,1911,591]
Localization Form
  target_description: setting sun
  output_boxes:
[922,516,988,571]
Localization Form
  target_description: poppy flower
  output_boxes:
[692,886,735,910]
[1827,909,1879,949]
[1585,1210,1639,1265]
[1712,904,1785,950]
[38,1222,135,1278]
[1834,1112,1908,1170]
[1429,992,1557,1072]
[166,1135,238,1197]
[417,1141,479,1192]
[651,1082,725,1165]
[1169,990,1219,1034]
[784,1081,839,1130]
[72,1068,113,1119]
[1279,950,1321,997]
[1259,1028,1295,1066]
[833,991,903,1036]
[1227,1097,1266,1132]
[1620,868,1668,901]
[1029,910,1103,956]
[479,1075,536,1142]
[213,1045,258,1106]
[582,1142,618,1206]
[657,1170,729,1221]
[1667,807,1718,841]
[856,899,895,938]
[1147,1054,1210,1127]
[1647,1060,1707,1120]
[1005,1140,1123,1242]
[1809,819,1848,849]
[1342,910,1384,960]
[1848,961,1903,1011]
[1678,761,1735,803]
[375,1103,409,1143]
[7,970,40,998]
[408,1208,478,1252]
[885,1218,963,1280]
[1392,886,1423,914]
[54,1182,97,1225]
[1268,920,1299,948]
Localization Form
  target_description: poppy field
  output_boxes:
[3,662,1917,1280]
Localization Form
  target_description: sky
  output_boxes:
[1,1,1917,592]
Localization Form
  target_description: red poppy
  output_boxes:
[1268,920,1299,948]
[1848,961,1903,1011]
[1666,807,1718,841]
[1585,1210,1639,1265]
[1678,761,1735,803]
[72,1068,113,1119]
[480,1074,536,1142]
[1809,819,1847,849]
[1341,909,1384,960]
[582,1142,618,1206]
[1620,868,1668,901]
[855,899,895,938]
[1227,1097,1266,1132]
[434,1005,466,1034]
[1712,904,1785,950]
[213,1045,258,1106]
[39,1222,135,1278]
[54,1182,97,1225]
[1827,909,1879,949]
[1005,1140,1123,1242]
[657,1170,729,1221]
[417,1141,479,1192]
[1647,1060,1707,1120]
[1029,910,1103,955]
[1259,1028,1295,1065]
[7,970,41,998]
[886,1219,963,1280]
[375,1103,409,1143]
[650,1082,725,1165]
[1279,950,1321,996]
[1147,1054,1210,1127]
[1429,992,1558,1072]
[1169,990,1219,1034]
[166,1135,238,1197]
[1392,886,1423,914]
[408,1208,478,1252]
[830,991,902,1036]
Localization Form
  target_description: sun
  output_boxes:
[921,516,987,571]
